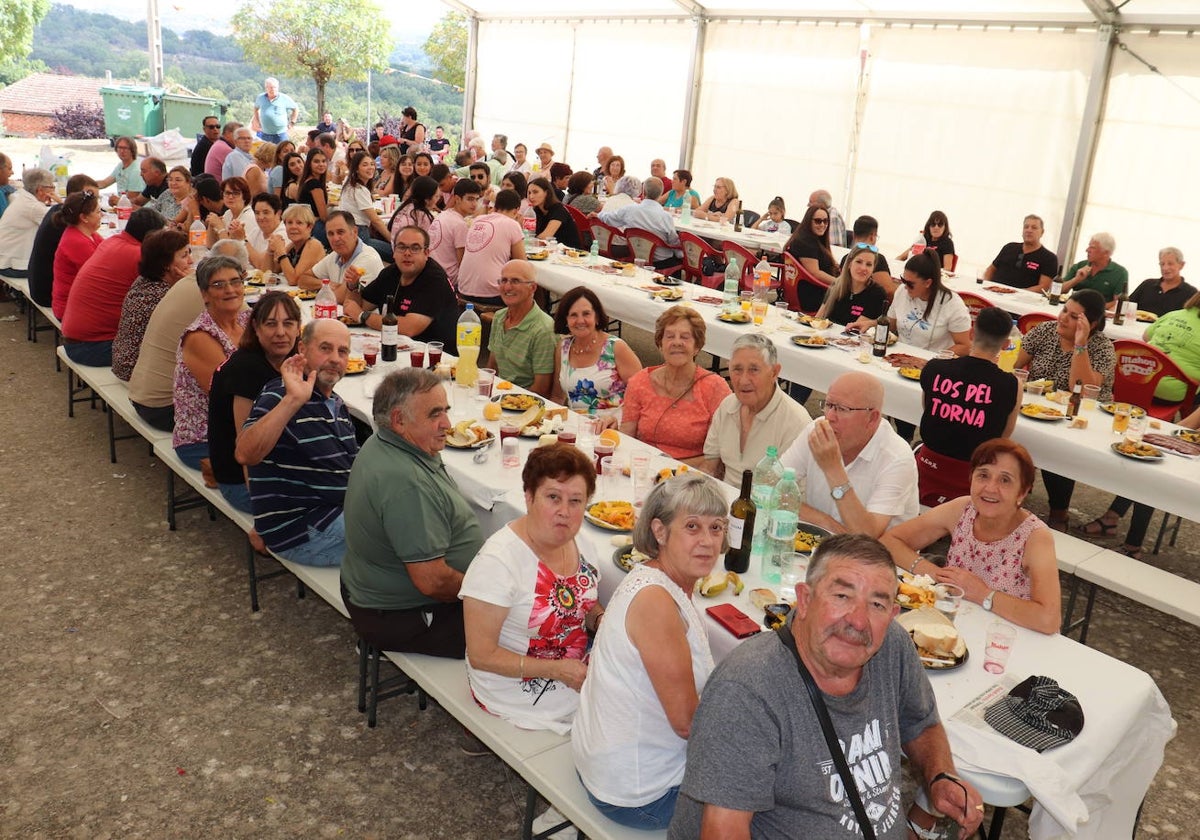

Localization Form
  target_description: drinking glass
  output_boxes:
[633,258,648,273]
[935,584,964,622]
[362,338,379,367]
[409,342,425,369]
[499,424,520,443]
[630,453,652,506]
[751,298,769,325]
[501,437,521,468]
[1081,384,1100,411]
[593,442,615,474]
[983,620,1017,674]
[1124,414,1147,444]
[1012,369,1028,401]
[1111,402,1131,436]
[427,341,444,369]
[857,335,873,364]
[476,368,495,401]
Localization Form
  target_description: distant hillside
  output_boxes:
[29,3,460,132]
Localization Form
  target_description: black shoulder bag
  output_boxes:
[776,626,876,840]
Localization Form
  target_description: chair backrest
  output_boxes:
[1112,339,1199,418]
[740,209,761,228]
[720,240,758,292]
[624,228,663,264]
[782,252,825,314]
[956,291,991,324]
[948,253,959,273]
[564,204,592,248]
[588,219,620,258]
[678,231,720,285]
[1018,312,1055,334]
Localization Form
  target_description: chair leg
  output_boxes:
[107,402,118,464]
[1078,583,1099,646]
[66,368,75,418]
[166,470,178,531]
[985,806,1007,840]
[367,646,382,728]
[357,640,369,713]
[247,540,261,612]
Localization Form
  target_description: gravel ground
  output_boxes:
[1,147,1197,837]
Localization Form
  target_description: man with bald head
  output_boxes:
[779,372,919,537]
[239,319,359,566]
[594,146,613,180]
[486,259,555,397]
[649,158,672,193]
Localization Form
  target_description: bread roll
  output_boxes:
[749,588,777,611]
[913,624,959,656]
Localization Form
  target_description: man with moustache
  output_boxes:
[238,319,359,566]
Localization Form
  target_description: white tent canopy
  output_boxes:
[453,1,1200,281]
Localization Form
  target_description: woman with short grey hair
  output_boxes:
[0,168,57,276]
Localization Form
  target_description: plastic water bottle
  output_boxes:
[587,239,600,265]
[749,447,784,564]
[911,230,927,256]
[188,216,206,261]
[680,197,692,222]
[998,317,1022,372]
[723,261,740,313]
[115,193,133,229]
[761,468,802,583]
[314,278,338,320]
[455,304,481,387]
[768,509,801,591]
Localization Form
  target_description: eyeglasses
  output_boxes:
[208,278,245,290]
[852,242,879,253]
[812,217,829,225]
[819,399,872,416]
[203,123,220,130]
[394,243,425,254]
[222,190,242,197]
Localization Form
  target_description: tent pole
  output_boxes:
[679,14,706,170]
[843,23,872,229]
[563,26,578,164]
[1057,24,1116,268]
[462,14,480,135]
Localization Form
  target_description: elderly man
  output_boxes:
[983,214,1059,291]
[341,368,484,658]
[191,115,222,176]
[1061,232,1129,303]
[237,319,358,567]
[130,157,168,207]
[593,146,613,180]
[598,177,682,270]
[427,178,482,288]
[669,533,984,840]
[779,371,919,537]
[0,168,57,278]
[204,121,240,181]
[304,210,384,293]
[649,158,672,193]
[533,142,554,174]
[222,127,256,180]
[245,193,287,271]
[343,226,458,351]
[486,259,555,397]
[1128,247,1196,317]
[701,334,811,485]
[809,189,847,248]
[252,77,298,144]
[838,215,897,295]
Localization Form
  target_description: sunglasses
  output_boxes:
[853,242,879,253]
[812,217,829,225]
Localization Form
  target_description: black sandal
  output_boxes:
[1076,517,1118,538]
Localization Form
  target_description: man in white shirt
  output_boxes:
[597,178,681,269]
[222,127,256,180]
[306,211,384,295]
[427,179,482,288]
[779,371,918,537]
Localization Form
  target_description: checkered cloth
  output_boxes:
[984,675,1084,753]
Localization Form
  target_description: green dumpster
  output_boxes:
[100,85,165,142]
[162,93,228,139]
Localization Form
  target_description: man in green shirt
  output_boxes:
[340,368,483,658]
[487,260,556,397]
[1062,232,1128,303]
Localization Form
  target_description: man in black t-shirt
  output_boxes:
[342,225,459,354]
[837,214,897,295]
[191,116,221,177]
[1128,246,1196,318]
[984,214,1059,290]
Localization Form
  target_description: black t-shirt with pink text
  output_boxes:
[919,356,1018,461]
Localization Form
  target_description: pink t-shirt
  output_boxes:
[427,209,470,287]
[457,212,522,299]
[622,365,732,460]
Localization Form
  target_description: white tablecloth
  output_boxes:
[673,215,790,254]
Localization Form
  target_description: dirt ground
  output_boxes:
[2,139,1198,837]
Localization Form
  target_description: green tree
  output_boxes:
[423,12,468,90]
[0,0,51,85]
[231,0,389,118]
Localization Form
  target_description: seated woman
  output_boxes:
[850,251,972,356]
[389,175,439,244]
[896,210,956,272]
[339,151,392,261]
[564,171,600,215]
[881,438,1061,634]
[149,166,195,228]
[784,205,839,286]
[700,333,811,485]
[461,444,602,734]
[375,145,403,199]
[549,162,573,201]
[696,177,739,223]
[751,196,790,235]
[94,136,144,202]
[572,472,724,830]
[207,291,301,512]
[500,171,529,213]
[268,204,326,287]
[296,148,330,243]
[528,177,581,249]
[173,255,250,470]
[267,140,296,196]
[51,190,103,320]
[601,155,625,197]
[659,169,701,211]
[1016,288,1114,530]
[816,243,889,325]
[244,141,275,200]
[620,306,732,462]
[111,229,193,382]
[207,176,254,248]
[278,152,305,208]
[551,286,642,419]
[413,151,434,179]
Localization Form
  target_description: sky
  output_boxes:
[62,0,451,41]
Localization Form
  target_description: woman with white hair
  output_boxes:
[601,175,643,212]
[700,333,811,484]
[0,168,57,277]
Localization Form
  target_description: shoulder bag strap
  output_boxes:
[775,626,876,840]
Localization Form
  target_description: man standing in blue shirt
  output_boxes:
[252,77,298,143]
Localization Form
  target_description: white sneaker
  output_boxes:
[531,806,578,839]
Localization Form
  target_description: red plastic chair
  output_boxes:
[1111,339,1200,421]
[957,291,991,325]
[588,219,629,260]
[720,240,759,292]
[565,204,593,250]
[1018,312,1055,335]
[781,252,827,315]
[678,231,721,286]
[624,228,681,276]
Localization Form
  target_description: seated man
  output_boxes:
[342,225,459,352]
[129,156,168,207]
[983,214,1058,290]
[669,534,984,840]
[426,177,482,289]
[779,371,919,537]
[341,368,483,658]
[916,306,1020,506]
[837,214,896,296]
[1127,246,1196,318]
[597,177,681,271]
[306,210,384,293]
[237,319,359,566]
[486,259,555,397]
[1061,231,1129,304]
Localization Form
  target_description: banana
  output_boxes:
[697,570,744,597]
[514,403,546,433]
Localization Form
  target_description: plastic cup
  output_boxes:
[427,341,444,369]
[634,258,648,272]
[1082,384,1100,411]
[362,337,379,367]
[499,424,520,442]
[476,368,495,400]
[1111,402,1131,436]
[857,335,873,364]
[780,552,808,603]
[556,431,576,445]
[1124,414,1147,444]
[752,299,768,325]
[1012,369,1028,401]
[983,620,1017,674]
[593,442,615,474]
[501,437,521,468]
[935,349,955,361]
[935,583,964,622]
[409,343,425,369]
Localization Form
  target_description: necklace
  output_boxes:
[570,334,599,355]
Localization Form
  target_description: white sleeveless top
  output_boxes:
[571,564,714,806]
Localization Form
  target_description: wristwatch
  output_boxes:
[830,482,853,501]
[982,590,996,612]
[359,310,372,326]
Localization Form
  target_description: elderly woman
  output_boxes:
[881,439,1060,634]
[206,176,254,247]
[207,290,301,512]
[268,204,326,287]
[565,171,600,215]
[572,472,724,830]
[149,165,194,228]
[852,251,972,356]
[602,175,642,213]
[784,205,839,286]
[95,136,145,203]
[621,306,732,462]
[0,168,57,277]
[111,229,193,383]
[173,255,250,469]
[50,190,103,319]
[528,176,581,249]
[461,444,602,733]
[897,210,956,271]
[816,243,889,325]
[700,334,812,484]
[1016,288,1115,530]
[601,155,626,197]
[551,286,642,418]
[339,151,392,260]
[659,169,701,211]
[697,177,739,223]
[549,162,573,201]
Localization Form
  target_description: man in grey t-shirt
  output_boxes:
[669,534,984,840]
